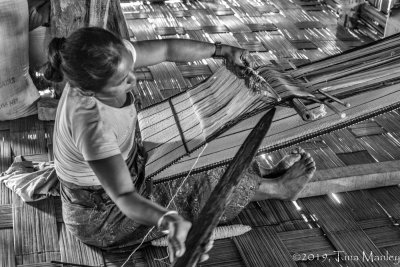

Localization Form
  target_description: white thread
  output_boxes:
[154,255,171,266]
[154,250,171,266]
[121,143,208,267]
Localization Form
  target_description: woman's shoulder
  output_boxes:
[62,84,101,123]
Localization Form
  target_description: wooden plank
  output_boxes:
[298,160,400,198]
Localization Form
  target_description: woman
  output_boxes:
[45,27,316,262]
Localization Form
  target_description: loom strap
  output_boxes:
[168,98,190,155]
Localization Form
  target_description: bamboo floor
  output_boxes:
[2,0,400,266]
[2,109,400,267]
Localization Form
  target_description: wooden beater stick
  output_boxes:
[172,108,276,267]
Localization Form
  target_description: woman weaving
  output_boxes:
[46,27,316,262]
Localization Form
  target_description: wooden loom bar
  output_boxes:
[172,108,276,267]
[298,160,400,198]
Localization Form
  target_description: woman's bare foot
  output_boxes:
[253,152,316,201]
[259,148,305,178]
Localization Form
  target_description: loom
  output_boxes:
[138,32,400,183]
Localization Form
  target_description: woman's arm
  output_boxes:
[132,39,247,69]
[88,154,167,224]
[88,154,192,259]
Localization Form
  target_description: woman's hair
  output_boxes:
[44,27,126,92]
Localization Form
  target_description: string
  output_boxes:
[154,255,171,266]
[121,143,209,267]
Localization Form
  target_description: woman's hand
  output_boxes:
[161,213,214,263]
[162,213,191,262]
[222,46,251,78]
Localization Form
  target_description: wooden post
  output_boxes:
[88,0,110,28]
[107,0,130,39]
[48,0,128,96]
[49,0,129,40]
[172,108,276,267]
[49,0,88,38]
[50,0,111,37]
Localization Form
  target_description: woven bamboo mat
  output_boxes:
[3,118,400,264]
[2,104,400,267]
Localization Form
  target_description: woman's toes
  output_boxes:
[200,254,210,263]
[290,148,300,154]
[306,161,316,168]
[307,164,316,173]
[289,154,301,162]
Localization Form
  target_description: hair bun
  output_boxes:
[43,37,66,82]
